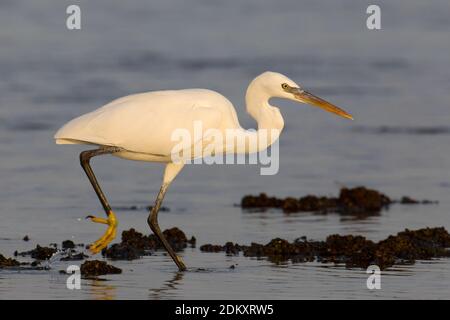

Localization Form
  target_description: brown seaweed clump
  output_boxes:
[15,245,57,260]
[338,187,391,213]
[400,196,437,205]
[241,186,433,214]
[80,260,122,277]
[14,240,87,265]
[102,228,154,260]
[62,240,76,249]
[200,227,450,270]
[200,242,243,255]
[0,254,21,268]
[102,227,196,260]
[316,235,377,268]
[372,227,450,269]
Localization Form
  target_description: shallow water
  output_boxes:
[1,0,450,299]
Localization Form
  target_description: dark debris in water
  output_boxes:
[116,205,170,212]
[80,260,122,277]
[13,239,87,266]
[400,196,436,205]
[15,245,57,260]
[200,227,450,270]
[102,227,196,260]
[0,253,46,270]
[62,240,75,249]
[352,125,450,135]
[0,254,21,268]
[241,186,436,214]
[60,251,88,261]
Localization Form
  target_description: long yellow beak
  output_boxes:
[293,89,353,120]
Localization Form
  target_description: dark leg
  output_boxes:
[147,162,186,271]
[80,146,122,253]
[148,182,187,271]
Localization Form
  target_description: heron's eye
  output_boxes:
[281,83,289,90]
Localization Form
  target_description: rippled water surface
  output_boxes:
[1,0,450,299]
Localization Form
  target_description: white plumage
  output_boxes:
[55,89,234,160]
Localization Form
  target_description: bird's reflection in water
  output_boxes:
[149,272,184,299]
[88,279,117,300]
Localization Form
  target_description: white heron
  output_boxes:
[54,71,353,271]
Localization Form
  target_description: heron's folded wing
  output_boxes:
[54,94,223,156]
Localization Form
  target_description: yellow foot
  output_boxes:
[86,211,118,254]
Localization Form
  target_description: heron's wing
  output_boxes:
[54,90,225,156]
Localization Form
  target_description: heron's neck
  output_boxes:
[241,84,284,153]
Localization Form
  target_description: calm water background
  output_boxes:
[1,0,450,299]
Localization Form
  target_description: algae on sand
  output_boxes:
[241,186,434,214]
[200,227,450,270]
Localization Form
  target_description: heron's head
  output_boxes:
[256,71,353,120]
